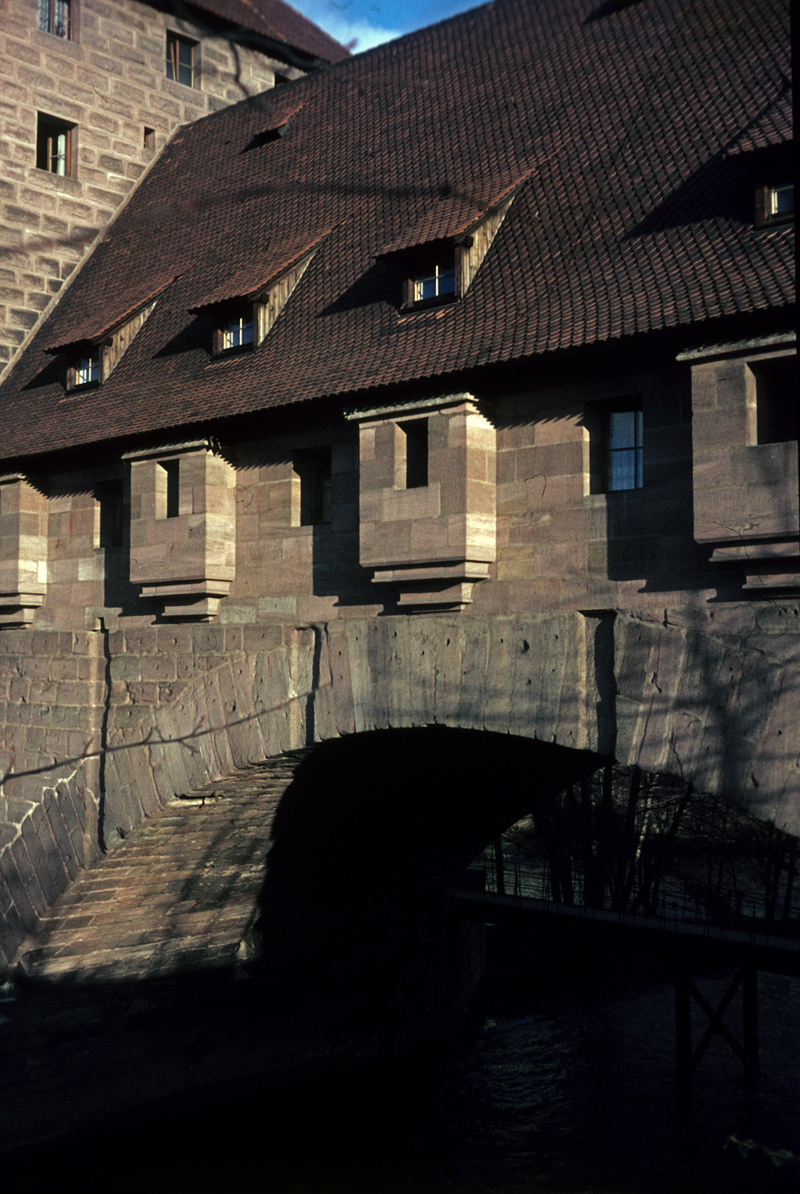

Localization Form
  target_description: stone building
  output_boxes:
[0,0,795,972]
[0,0,348,378]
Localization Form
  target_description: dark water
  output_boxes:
[4,967,799,1193]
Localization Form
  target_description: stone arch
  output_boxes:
[246,725,603,1040]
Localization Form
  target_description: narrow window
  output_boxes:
[221,312,253,352]
[295,447,332,526]
[414,261,456,303]
[166,32,195,87]
[95,481,125,549]
[144,127,155,150]
[750,356,799,445]
[39,0,71,38]
[606,406,643,491]
[156,460,180,519]
[36,114,74,176]
[399,419,428,488]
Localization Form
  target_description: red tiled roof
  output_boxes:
[187,0,350,63]
[377,168,535,256]
[189,227,333,309]
[0,0,793,463]
[44,275,177,352]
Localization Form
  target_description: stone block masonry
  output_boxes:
[2,606,798,978]
[0,0,306,379]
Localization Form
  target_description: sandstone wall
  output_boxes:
[0,0,300,378]
[2,607,798,975]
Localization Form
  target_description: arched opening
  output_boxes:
[246,726,602,1046]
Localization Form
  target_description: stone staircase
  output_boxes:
[0,748,338,1154]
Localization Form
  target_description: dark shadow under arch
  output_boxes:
[246,726,603,1042]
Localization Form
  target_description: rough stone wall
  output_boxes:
[1,608,798,975]
[0,0,301,378]
[0,627,104,970]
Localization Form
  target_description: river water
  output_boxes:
[5,954,799,1193]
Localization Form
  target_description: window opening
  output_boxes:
[156,460,180,519]
[39,0,71,37]
[221,312,253,352]
[36,114,73,176]
[769,184,794,218]
[73,349,99,388]
[414,262,455,303]
[750,356,799,445]
[144,127,155,150]
[95,481,125,549]
[295,447,332,526]
[399,419,429,489]
[606,407,643,491]
[166,32,194,87]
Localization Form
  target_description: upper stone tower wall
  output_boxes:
[0,0,340,379]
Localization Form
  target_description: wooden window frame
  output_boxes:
[36,114,75,177]
[215,309,255,356]
[755,183,794,228]
[66,346,101,391]
[166,31,196,88]
[39,0,71,39]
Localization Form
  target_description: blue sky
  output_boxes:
[292,0,481,52]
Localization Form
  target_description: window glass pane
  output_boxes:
[608,409,636,450]
[607,408,642,491]
[53,0,70,37]
[771,185,794,216]
[39,0,50,31]
[76,354,99,385]
[437,265,455,295]
[223,314,253,349]
[54,130,68,175]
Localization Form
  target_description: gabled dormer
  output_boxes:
[376,169,533,311]
[45,277,172,392]
[190,228,331,356]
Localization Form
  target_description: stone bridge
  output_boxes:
[0,608,798,974]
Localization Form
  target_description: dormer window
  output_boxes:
[756,182,794,226]
[219,310,254,353]
[414,260,456,304]
[69,348,100,391]
[47,281,167,392]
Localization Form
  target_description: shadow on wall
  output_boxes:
[246,726,601,1037]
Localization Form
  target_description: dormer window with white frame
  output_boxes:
[217,308,254,355]
[46,283,167,393]
[192,240,325,358]
[71,348,100,390]
[756,181,794,226]
[414,260,456,304]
